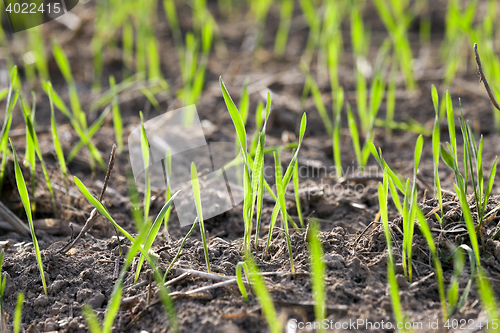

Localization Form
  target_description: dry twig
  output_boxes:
[59,144,117,254]
[474,43,500,111]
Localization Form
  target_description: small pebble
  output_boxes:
[34,294,49,307]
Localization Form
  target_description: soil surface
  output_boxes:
[1,1,500,332]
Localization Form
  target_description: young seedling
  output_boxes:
[191,163,211,273]
[10,140,47,295]
[20,94,57,211]
[293,158,304,228]
[163,220,197,280]
[139,112,151,223]
[274,151,294,272]
[265,114,307,257]
[13,291,23,333]
[431,85,443,219]
[307,221,326,332]
[244,251,283,333]
[235,261,249,302]
[42,83,105,171]
[332,88,344,178]
[0,67,19,192]
[274,0,293,57]
[47,82,69,205]
[75,177,179,332]
[133,190,180,282]
[373,0,416,90]
[52,41,85,129]
[109,76,124,153]
[378,170,405,328]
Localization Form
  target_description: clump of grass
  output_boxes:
[220,78,269,253]
[440,92,496,260]
[42,82,105,171]
[20,94,57,211]
[265,114,307,268]
[52,42,85,129]
[10,140,47,295]
[346,74,385,170]
[372,0,416,90]
[370,135,424,283]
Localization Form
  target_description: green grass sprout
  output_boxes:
[109,76,124,153]
[0,66,19,192]
[134,190,180,282]
[13,291,23,333]
[379,170,405,327]
[307,221,326,332]
[163,220,197,280]
[140,112,152,222]
[47,82,69,204]
[236,261,249,302]
[10,140,47,295]
[244,251,283,333]
[191,162,211,273]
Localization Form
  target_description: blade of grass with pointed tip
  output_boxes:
[220,77,248,164]
[309,76,333,136]
[109,76,123,153]
[140,112,151,221]
[191,163,211,272]
[10,140,47,295]
[379,172,404,326]
[0,67,18,191]
[347,104,362,167]
[293,158,304,228]
[52,42,85,128]
[274,152,294,272]
[455,184,481,268]
[67,106,111,164]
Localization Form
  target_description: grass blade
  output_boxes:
[191,163,211,273]
[307,221,326,332]
[10,140,47,294]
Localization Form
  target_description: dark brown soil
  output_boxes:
[1,0,500,332]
